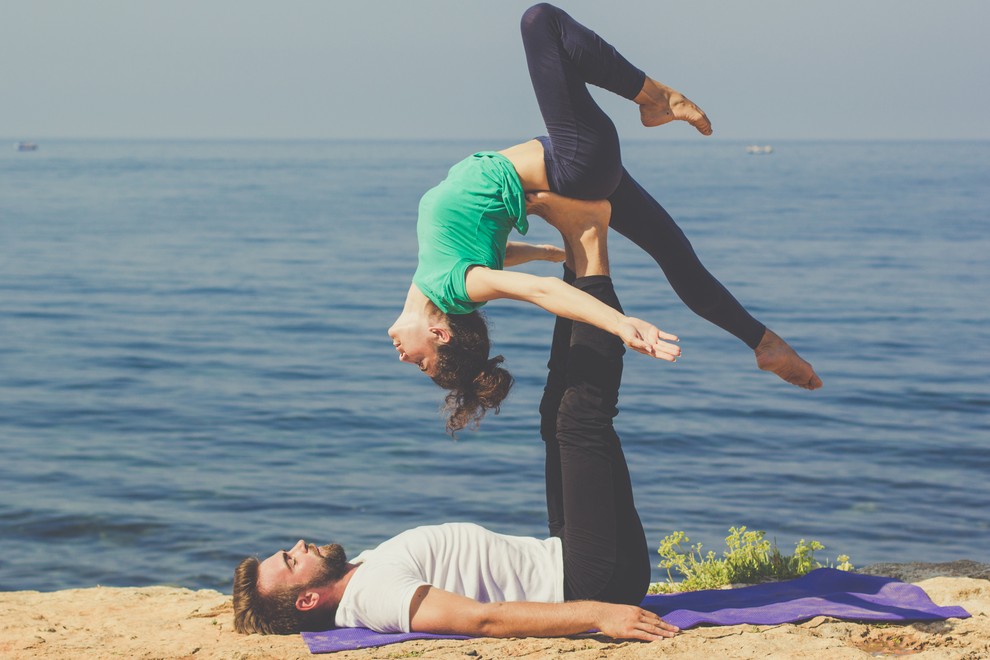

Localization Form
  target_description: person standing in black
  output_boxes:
[533,192,651,605]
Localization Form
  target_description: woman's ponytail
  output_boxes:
[431,312,514,435]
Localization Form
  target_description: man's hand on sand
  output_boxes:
[596,603,679,641]
[635,77,712,136]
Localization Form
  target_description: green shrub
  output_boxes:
[648,526,853,594]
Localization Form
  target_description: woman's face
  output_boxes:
[387,314,448,376]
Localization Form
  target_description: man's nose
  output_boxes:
[292,539,305,552]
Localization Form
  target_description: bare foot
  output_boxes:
[525,191,611,235]
[754,328,823,390]
[635,77,713,135]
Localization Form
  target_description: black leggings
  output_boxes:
[541,269,650,605]
[522,3,766,349]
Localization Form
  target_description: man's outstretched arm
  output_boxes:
[408,586,678,642]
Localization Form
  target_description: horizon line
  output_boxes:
[6,136,988,143]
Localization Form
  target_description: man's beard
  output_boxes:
[310,543,348,586]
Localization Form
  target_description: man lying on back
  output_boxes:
[233,522,675,641]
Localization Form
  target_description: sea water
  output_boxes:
[1,139,987,592]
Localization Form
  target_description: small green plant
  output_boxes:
[648,526,853,594]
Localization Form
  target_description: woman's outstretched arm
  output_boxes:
[465,266,680,361]
[504,242,566,268]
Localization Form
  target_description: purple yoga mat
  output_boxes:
[301,568,970,654]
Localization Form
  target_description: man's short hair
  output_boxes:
[232,556,328,635]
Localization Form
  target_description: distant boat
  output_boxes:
[15,142,39,152]
[746,145,773,154]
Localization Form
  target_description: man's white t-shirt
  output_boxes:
[333,522,564,633]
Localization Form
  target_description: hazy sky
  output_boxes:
[3,0,987,140]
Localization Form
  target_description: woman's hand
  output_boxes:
[617,317,680,361]
[595,604,679,641]
[504,242,565,267]
[540,244,566,262]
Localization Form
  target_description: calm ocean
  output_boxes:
[1,139,987,593]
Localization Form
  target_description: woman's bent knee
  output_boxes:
[521,3,562,35]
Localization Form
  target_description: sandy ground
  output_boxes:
[1,562,987,659]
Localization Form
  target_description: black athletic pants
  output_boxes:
[542,269,650,605]
[521,3,766,348]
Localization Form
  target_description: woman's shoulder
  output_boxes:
[414,261,487,316]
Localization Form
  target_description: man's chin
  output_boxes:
[313,543,348,584]
[320,543,347,566]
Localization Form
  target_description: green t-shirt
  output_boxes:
[413,152,529,314]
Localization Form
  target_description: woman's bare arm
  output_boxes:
[504,242,566,268]
[465,266,680,360]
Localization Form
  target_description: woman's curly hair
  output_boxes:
[431,311,513,434]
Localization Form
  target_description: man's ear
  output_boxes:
[296,590,321,612]
[429,326,451,345]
